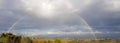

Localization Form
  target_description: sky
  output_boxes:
[0,0,120,38]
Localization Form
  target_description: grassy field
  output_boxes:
[31,38,120,43]
[0,37,120,43]
[0,33,120,43]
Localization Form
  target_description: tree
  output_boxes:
[1,33,6,37]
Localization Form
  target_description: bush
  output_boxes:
[54,39,61,43]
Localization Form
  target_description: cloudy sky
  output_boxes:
[0,0,120,38]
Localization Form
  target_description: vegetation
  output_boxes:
[0,33,32,43]
[31,38,120,43]
[54,39,61,43]
[0,37,8,43]
[0,33,120,43]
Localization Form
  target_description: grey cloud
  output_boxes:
[79,0,120,32]
[0,0,120,38]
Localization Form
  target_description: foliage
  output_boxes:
[0,37,8,43]
[1,33,120,43]
[54,39,61,43]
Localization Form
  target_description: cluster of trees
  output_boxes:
[0,33,21,43]
[0,33,32,43]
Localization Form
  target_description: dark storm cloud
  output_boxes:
[79,0,120,32]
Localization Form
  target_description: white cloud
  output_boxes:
[102,0,120,11]
[0,0,4,9]
[21,0,94,19]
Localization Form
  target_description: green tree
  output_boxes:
[1,33,6,37]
